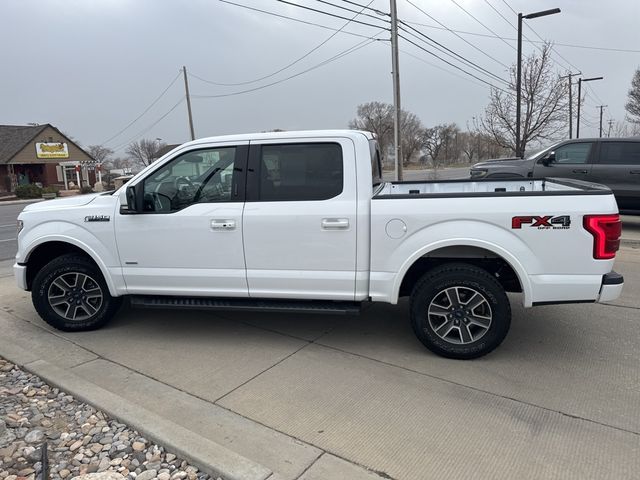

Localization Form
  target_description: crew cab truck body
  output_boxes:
[14,130,624,359]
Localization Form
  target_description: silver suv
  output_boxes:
[470,138,640,212]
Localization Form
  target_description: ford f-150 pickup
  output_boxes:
[14,130,624,359]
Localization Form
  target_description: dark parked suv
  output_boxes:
[470,138,640,212]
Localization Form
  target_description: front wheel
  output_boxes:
[410,263,511,359]
[32,254,122,331]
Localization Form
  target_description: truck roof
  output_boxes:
[181,129,375,147]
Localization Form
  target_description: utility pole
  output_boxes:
[182,66,196,141]
[516,13,523,158]
[560,72,580,138]
[597,105,607,137]
[390,0,403,181]
[607,119,614,137]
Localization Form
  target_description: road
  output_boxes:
[0,247,638,479]
[0,202,38,261]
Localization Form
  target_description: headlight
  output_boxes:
[17,220,23,235]
[470,168,488,178]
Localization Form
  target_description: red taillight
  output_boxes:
[583,214,621,259]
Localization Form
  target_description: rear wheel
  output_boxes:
[410,263,511,359]
[32,254,122,331]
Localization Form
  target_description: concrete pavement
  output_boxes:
[0,248,638,479]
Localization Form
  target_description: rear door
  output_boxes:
[242,138,358,300]
[590,141,640,210]
[533,141,595,181]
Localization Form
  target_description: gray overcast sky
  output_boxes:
[2,0,639,154]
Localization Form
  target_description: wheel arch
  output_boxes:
[23,237,119,296]
[394,241,532,306]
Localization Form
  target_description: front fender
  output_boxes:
[18,222,124,296]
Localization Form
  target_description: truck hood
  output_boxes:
[472,157,535,169]
[22,193,104,212]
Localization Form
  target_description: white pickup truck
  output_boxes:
[14,130,624,359]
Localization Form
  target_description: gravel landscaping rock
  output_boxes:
[0,357,224,480]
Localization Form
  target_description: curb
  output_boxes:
[0,342,272,480]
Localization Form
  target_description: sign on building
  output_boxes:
[36,142,69,159]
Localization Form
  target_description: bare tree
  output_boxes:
[422,123,459,172]
[349,102,425,167]
[400,111,424,166]
[479,44,568,157]
[349,102,394,159]
[625,68,640,125]
[86,145,114,164]
[126,139,167,167]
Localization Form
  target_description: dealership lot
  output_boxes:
[0,234,638,479]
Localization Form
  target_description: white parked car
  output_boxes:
[14,130,624,359]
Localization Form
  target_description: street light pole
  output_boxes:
[515,8,560,158]
[576,76,604,138]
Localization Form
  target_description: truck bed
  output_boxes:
[374,177,612,198]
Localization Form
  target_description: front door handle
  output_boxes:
[321,218,349,230]
[211,219,236,230]
[572,169,588,174]
[630,170,640,174]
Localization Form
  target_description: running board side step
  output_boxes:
[129,296,362,315]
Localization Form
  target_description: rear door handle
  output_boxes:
[630,170,640,174]
[211,219,236,230]
[572,169,588,174]
[321,218,349,230]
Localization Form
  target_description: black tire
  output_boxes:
[410,263,511,359]
[31,254,122,331]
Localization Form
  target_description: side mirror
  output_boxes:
[540,152,556,166]
[125,184,144,213]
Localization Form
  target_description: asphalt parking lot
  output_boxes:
[1,198,639,479]
[0,239,638,479]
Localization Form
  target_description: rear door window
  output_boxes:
[599,142,640,165]
[257,143,343,201]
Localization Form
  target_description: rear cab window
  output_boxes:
[253,143,343,201]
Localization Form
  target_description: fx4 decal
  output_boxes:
[512,215,571,230]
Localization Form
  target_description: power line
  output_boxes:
[101,72,181,146]
[112,98,186,153]
[399,33,512,95]
[192,32,385,99]
[274,0,389,30]
[402,21,640,53]
[340,0,388,16]
[449,0,515,51]
[401,48,492,91]
[192,0,380,87]
[310,0,387,23]
[404,0,509,69]
[398,22,510,85]
[218,0,375,40]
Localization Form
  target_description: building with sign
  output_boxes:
[0,124,97,193]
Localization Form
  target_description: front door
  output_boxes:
[533,141,595,181]
[115,143,249,296]
[242,139,358,300]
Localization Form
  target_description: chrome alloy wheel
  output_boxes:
[47,272,103,321]
[427,286,492,345]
